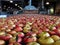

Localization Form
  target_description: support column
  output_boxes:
[0,0,1,14]
[42,0,44,9]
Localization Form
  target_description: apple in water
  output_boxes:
[9,37,16,43]
[27,22,32,26]
[54,40,60,45]
[51,35,60,41]
[23,24,31,33]
[8,43,14,45]
[18,32,25,38]
[38,37,54,45]
[0,31,6,36]
[17,37,22,43]
[15,26,23,32]
[8,31,17,35]
[14,42,21,45]
[38,32,50,38]
[26,42,40,45]
[24,36,35,43]
[5,29,11,32]
[0,40,5,45]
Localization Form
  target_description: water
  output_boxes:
[24,0,37,10]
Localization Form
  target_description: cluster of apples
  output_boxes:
[0,15,60,45]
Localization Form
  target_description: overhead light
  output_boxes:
[19,7,23,10]
[46,2,49,5]
[15,4,18,6]
[10,0,13,3]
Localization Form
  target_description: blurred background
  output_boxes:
[0,0,60,16]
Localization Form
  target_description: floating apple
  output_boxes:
[0,31,6,36]
[18,32,25,38]
[54,40,60,45]
[15,26,23,32]
[51,35,60,41]
[17,37,22,43]
[8,43,13,45]
[0,40,5,45]
[9,37,16,43]
[38,32,50,38]
[14,42,21,45]
[23,24,31,33]
[38,37,54,45]
[27,42,40,45]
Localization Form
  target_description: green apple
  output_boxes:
[38,37,54,45]
[23,24,31,33]
[38,32,50,38]
[51,35,60,41]
[0,31,6,36]
[54,40,60,45]
[27,22,32,26]
[27,42,40,45]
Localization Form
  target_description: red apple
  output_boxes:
[15,26,23,32]
[8,43,14,45]
[14,42,21,45]
[17,37,22,43]
[18,32,25,38]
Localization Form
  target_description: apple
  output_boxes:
[9,37,16,43]
[38,32,50,38]
[15,26,23,32]
[4,35,12,41]
[18,24,24,27]
[0,31,6,36]
[23,25,31,33]
[27,22,32,26]
[26,32,36,37]
[9,31,17,35]
[17,32,24,38]
[14,42,21,45]
[32,37,37,42]
[51,35,60,41]
[17,37,22,43]
[49,24,56,30]
[27,42,40,45]
[0,40,5,45]
[48,31,56,35]
[32,29,39,34]
[38,37,54,45]
[54,40,60,45]
[5,29,11,32]
[24,37,34,43]
[8,43,14,45]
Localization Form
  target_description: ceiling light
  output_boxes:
[46,2,49,5]
[15,4,18,6]
[10,0,13,3]
[19,7,23,10]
